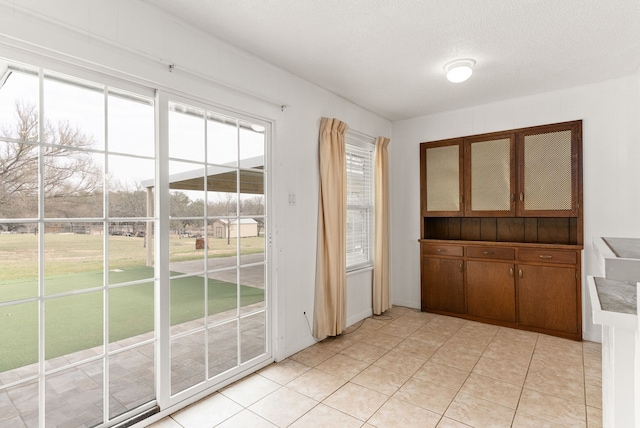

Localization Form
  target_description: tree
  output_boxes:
[108,182,148,236]
[169,191,203,237]
[208,192,237,245]
[0,101,101,219]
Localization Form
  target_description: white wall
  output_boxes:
[391,75,640,342]
[0,0,390,359]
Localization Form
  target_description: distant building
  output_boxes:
[211,218,258,238]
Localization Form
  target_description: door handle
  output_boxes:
[519,193,524,201]
[509,267,514,277]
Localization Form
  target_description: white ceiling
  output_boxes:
[144,0,640,121]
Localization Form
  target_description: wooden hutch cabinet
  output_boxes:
[419,121,583,340]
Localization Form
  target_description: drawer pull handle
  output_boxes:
[509,268,514,277]
[483,251,493,255]
[437,249,442,252]
[539,255,553,259]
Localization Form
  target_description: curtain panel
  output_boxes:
[373,136,391,315]
[313,117,348,339]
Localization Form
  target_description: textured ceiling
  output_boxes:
[144,0,640,121]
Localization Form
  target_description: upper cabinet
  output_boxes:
[517,122,581,217]
[420,140,463,216]
[420,120,583,246]
[464,133,516,217]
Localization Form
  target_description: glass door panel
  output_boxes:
[240,312,266,363]
[43,72,105,150]
[107,89,155,157]
[108,283,154,346]
[0,140,39,219]
[166,98,269,401]
[0,228,38,302]
[207,112,238,166]
[109,343,155,419]
[207,321,238,378]
[239,120,265,169]
[45,360,103,427]
[206,266,238,321]
[168,104,204,162]
[44,292,103,362]
[44,223,104,295]
[239,265,265,315]
[0,59,157,427]
[170,331,206,395]
[0,301,38,378]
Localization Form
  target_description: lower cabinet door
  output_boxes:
[517,264,578,333]
[422,257,464,314]
[466,261,516,322]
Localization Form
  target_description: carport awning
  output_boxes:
[141,156,264,194]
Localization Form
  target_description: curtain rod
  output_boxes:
[0,1,290,111]
[347,128,376,142]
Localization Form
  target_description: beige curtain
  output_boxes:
[373,136,391,315]
[313,117,348,339]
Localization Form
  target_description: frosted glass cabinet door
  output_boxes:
[420,141,463,215]
[518,123,580,216]
[465,135,515,216]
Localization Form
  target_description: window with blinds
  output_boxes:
[346,138,375,269]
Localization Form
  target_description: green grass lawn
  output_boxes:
[0,268,264,372]
[0,233,265,373]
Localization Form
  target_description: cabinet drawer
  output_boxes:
[518,248,577,265]
[466,246,515,260]
[422,244,463,257]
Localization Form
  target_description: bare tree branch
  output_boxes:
[0,101,102,218]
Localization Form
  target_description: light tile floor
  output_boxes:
[150,306,602,428]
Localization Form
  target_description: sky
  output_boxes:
[0,58,265,206]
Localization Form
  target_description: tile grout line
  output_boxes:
[509,330,540,426]
[436,323,499,427]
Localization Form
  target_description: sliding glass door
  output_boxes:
[0,58,270,427]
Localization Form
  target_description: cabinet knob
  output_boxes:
[519,269,523,278]
[519,193,524,201]
[509,267,514,277]
[459,262,463,272]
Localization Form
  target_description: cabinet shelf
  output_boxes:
[424,216,579,245]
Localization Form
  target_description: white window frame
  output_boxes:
[345,130,375,271]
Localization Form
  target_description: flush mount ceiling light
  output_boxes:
[443,58,476,83]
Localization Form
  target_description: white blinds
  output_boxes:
[346,141,374,268]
